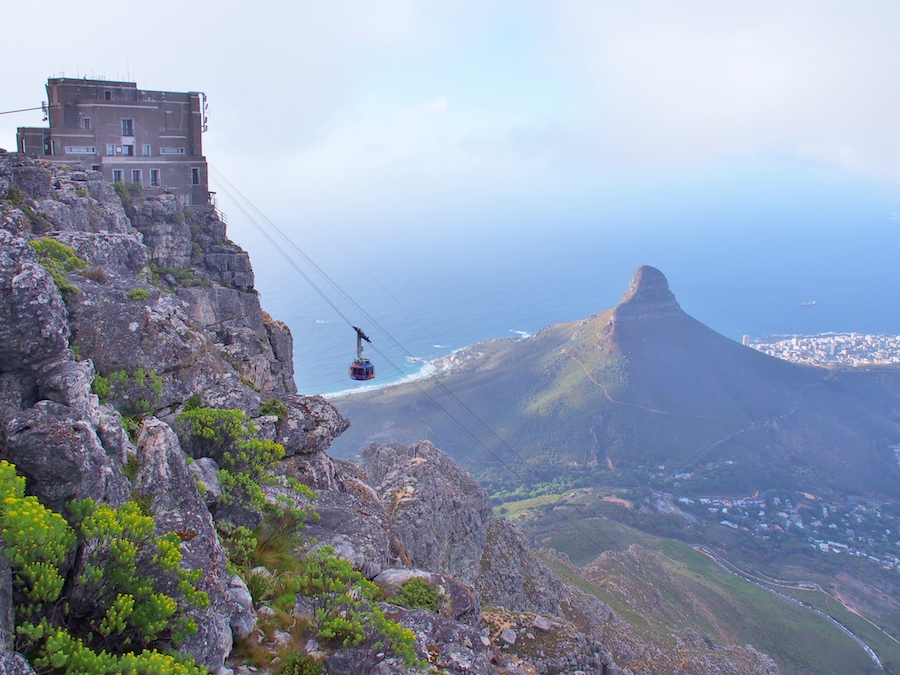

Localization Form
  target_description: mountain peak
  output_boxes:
[613,265,683,322]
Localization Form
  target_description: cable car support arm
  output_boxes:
[353,326,371,360]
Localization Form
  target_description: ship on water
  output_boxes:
[800,300,817,307]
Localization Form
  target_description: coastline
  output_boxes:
[323,357,440,399]
[322,330,534,399]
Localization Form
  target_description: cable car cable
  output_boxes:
[213,165,533,452]
[209,120,444,347]
[213,166,528,456]
[209,169,620,553]
[210,176,537,486]
[209,172,619,552]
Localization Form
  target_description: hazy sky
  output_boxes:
[3,1,899,248]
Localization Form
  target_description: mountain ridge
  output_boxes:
[331,266,900,500]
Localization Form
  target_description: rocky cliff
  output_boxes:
[0,152,346,673]
[0,150,779,675]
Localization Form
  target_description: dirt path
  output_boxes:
[561,348,736,423]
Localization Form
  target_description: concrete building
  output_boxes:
[17,78,209,205]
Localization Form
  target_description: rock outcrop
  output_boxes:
[133,418,238,671]
[361,440,493,584]
[476,519,569,616]
[0,651,36,675]
[612,264,683,323]
[4,401,130,512]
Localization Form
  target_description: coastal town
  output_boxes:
[748,333,900,366]
[666,490,900,571]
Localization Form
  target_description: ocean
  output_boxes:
[216,159,900,396]
[240,204,900,397]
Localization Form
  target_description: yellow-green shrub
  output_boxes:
[176,408,307,516]
[28,238,86,301]
[296,547,417,667]
[0,460,209,674]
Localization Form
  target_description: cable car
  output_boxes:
[349,326,375,381]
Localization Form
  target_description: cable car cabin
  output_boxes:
[350,326,375,381]
[349,359,375,381]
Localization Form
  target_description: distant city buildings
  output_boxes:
[748,333,900,367]
[17,78,209,206]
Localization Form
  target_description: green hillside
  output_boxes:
[525,511,897,675]
[331,266,900,500]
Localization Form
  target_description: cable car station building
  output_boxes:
[17,78,209,206]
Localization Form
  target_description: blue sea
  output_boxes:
[227,167,900,397]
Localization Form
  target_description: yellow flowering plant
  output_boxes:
[0,461,209,674]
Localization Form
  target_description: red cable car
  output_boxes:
[349,326,375,381]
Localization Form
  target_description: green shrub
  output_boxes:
[126,288,151,302]
[390,577,440,612]
[113,181,130,205]
[183,393,203,412]
[260,398,288,424]
[171,209,185,224]
[29,238,87,301]
[6,184,25,205]
[92,374,111,401]
[282,651,323,675]
[241,377,261,393]
[176,408,289,512]
[123,454,140,481]
[74,188,88,198]
[29,238,85,271]
[121,415,142,443]
[127,182,143,199]
[0,460,208,674]
[147,262,210,288]
[219,525,258,576]
[296,547,418,667]
[93,368,163,417]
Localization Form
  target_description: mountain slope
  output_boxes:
[331,266,900,499]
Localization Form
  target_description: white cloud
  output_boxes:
[551,1,900,179]
[423,97,449,113]
[4,0,899,240]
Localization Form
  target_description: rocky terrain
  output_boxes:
[0,150,781,674]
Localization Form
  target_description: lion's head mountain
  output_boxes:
[333,265,900,501]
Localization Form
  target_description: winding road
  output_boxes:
[693,545,884,670]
